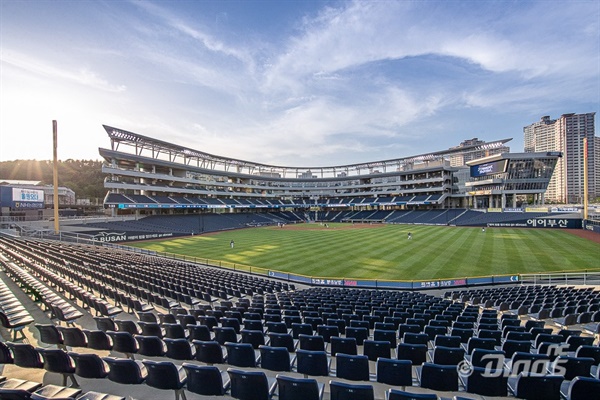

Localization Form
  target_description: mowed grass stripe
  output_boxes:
[319,228,392,278]
[526,229,597,270]
[430,228,475,278]
[550,229,596,268]
[497,229,522,276]
[432,228,483,279]
[130,224,599,280]
[517,230,570,272]
[352,227,399,277]
[526,229,564,272]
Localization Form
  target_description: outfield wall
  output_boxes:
[72,212,583,243]
[584,220,600,234]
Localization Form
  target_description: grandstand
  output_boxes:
[99,125,560,214]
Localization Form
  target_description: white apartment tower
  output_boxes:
[596,136,600,199]
[524,113,596,203]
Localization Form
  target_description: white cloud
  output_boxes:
[131,0,254,67]
[265,0,598,90]
[1,50,126,93]
[0,0,597,165]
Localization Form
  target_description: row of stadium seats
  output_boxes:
[103,193,444,207]
[447,286,600,335]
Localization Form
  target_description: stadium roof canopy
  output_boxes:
[101,125,512,179]
[0,180,42,186]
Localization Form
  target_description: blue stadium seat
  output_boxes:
[329,380,374,400]
[276,375,324,400]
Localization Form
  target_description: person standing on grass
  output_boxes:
[230,240,234,248]
[407,232,412,240]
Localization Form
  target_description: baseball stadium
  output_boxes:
[0,124,598,400]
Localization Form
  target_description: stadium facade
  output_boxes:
[99,125,561,215]
[465,152,562,209]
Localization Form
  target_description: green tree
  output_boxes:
[0,159,105,200]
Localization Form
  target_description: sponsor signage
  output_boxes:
[526,218,572,228]
[303,276,522,290]
[91,231,177,242]
[468,190,491,196]
[13,188,44,202]
[13,201,44,209]
[470,160,507,178]
[311,278,344,286]
[6,188,45,209]
[109,202,299,210]
[550,207,580,212]
[487,218,581,229]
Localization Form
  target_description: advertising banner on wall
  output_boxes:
[487,218,582,229]
[88,230,181,242]
[7,187,45,209]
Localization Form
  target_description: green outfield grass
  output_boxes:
[129,223,599,281]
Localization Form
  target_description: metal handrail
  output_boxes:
[520,271,600,286]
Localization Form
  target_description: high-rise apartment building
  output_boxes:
[524,113,596,203]
[596,137,600,200]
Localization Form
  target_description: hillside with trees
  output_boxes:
[0,160,105,201]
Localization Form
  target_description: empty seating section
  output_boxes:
[0,234,598,400]
[0,266,34,340]
[0,236,291,315]
[79,212,303,235]
[0,255,84,325]
[3,248,121,319]
[447,285,600,333]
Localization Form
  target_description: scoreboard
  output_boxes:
[470,160,508,178]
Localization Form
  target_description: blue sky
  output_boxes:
[1,0,598,166]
